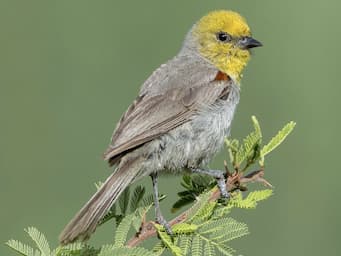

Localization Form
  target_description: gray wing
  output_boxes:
[104,59,229,164]
[103,79,230,164]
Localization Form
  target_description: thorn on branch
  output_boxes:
[241,168,273,188]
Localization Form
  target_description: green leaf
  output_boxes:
[142,193,166,208]
[197,217,248,251]
[191,235,202,256]
[252,115,262,139]
[235,126,262,166]
[225,138,239,166]
[215,244,234,256]
[191,174,215,191]
[172,194,195,213]
[175,196,251,256]
[260,121,296,165]
[130,186,146,212]
[98,206,119,226]
[186,191,212,222]
[156,225,183,256]
[225,116,263,170]
[113,212,135,248]
[199,217,248,239]
[230,190,273,209]
[180,174,192,190]
[152,241,166,256]
[25,227,50,256]
[6,239,38,256]
[173,174,216,213]
[52,242,84,256]
[131,206,153,232]
[210,204,233,220]
[142,194,155,207]
[246,189,273,202]
[192,202,216,224]
[203,240,214,256]
[119,187,131,216]
[99,245,155,256]
[172,223,198,234]
[178,235,192,256]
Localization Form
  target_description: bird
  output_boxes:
[59,9,262,245]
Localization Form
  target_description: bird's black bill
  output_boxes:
[240,37,263,49]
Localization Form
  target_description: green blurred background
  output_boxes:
[1,0,340,255]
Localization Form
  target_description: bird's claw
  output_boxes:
[217,176,230,199]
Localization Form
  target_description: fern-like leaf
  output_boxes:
[180,174,192,190]
[119,187,131,216]
[260,121,296,165]
[246,189,273,203]
[178,235,192,256]
[130,185,146,212]
[191,202,216,224]
[203,240,215,256]
[113,212,135,248]
[252,115,262,138]
[235,128,262,166]
[187,191,212,222]
[172,223,198,235]
[224,138,239,167]
[172,174,216,213]
[226,116,262,170]
[191,235,202,256]
[152,241,166,256]
[98,245,155,256]
[199,217,248,239]
[211,221,249,243]
[52,242,84,256]
[215,244,235,256]
[172,194,196,213]
[230,190,273,209]
[141,193,166,208]
[6,240,38,256]
[179,199,250,256]
[156,225,183,256]
[210,204,233,220]
[25,227,50,256]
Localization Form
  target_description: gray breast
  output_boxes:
[141,82,240,175]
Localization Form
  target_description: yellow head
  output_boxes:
[191,10,262,81]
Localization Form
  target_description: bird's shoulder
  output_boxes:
[139,54,219,96]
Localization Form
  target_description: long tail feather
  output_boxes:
[59,157,143,245]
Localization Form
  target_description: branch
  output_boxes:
[126,168,271,248]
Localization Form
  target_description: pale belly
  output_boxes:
[140,90,239,175]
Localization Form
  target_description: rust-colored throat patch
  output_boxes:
[214,71,231,81]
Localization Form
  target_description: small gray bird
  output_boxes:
[59,10,262,244]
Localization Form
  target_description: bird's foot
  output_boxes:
[191,168,230,200]
[217,176,230,199]
[156,215,173,236]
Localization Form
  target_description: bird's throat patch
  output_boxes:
[214,71,230,81]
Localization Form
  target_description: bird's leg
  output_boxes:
[191,168,230,199]
[150,172,173,235]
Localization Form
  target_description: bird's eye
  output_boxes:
[239,37,248,44]
[216,32,231,42]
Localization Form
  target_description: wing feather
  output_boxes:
[104,81,231,163]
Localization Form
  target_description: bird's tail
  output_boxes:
[59,156,143,245]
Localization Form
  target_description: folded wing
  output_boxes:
[104,81,230,165]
